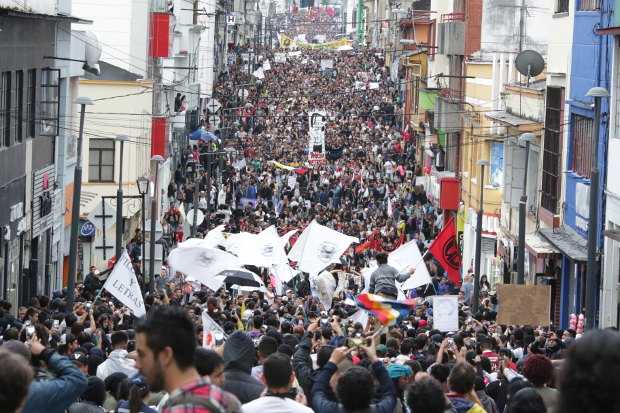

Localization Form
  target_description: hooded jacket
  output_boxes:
[222,331,265,404]
[96,349,138,381]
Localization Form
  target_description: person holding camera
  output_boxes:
[243,352,313,413]
[3,336,87,413]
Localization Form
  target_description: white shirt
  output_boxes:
[96,349,138,381]
[242,396,314,413]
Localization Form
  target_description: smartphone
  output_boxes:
[53,320,60,329]
[347,337,364,348]
[26,326,35,339]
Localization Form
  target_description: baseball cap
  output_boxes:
[387,363,413,379]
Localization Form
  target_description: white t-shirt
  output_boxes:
[242,396,314,413]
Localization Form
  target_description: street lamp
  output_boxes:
[136,176,149,278]
[115,134,129,261]
[585,86,609,329]
[473,159,489,315]
[517,132,535,285]
[67,97,94,309]
[148,155,165,294]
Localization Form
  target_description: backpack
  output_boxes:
[165,392,225,413]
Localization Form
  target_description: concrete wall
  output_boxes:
[73,0,147,76]
[78,80,152,184]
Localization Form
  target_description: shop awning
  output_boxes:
[540,228,588,261]
[525,232,559,256]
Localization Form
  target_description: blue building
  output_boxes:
[541,0,613,328]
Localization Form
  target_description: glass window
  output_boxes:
[88,139,115,182]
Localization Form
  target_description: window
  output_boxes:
[16,71,23,143]
[578,0,601,10]
[556,0,569,13]
[571,114,594,179]
[89,139,115,182]
[26,69,36,138]
[1,72,11,147]
[542,87,563,213]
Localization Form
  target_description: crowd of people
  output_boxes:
[1,13,620,413]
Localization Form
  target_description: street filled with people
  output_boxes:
[1,8,620,413]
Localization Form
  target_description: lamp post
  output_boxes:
[585,86,609,329]
[473,159,489,315]
[115,134,129,261]
[136,176,149,278]
[67,97,94,309]
[192,165,202,237]
[148,155,165,294]
[517,132,535,285]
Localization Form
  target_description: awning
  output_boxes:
[525,232,559,256]
[485,111,539,127]
[540,228,588,261]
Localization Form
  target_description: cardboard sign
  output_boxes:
[496,284,551,326]
[433,295,459,332]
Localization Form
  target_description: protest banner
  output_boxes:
[102,251,146,317]
[496,284,551,326]
[433,295,459,332]
[274,53,287,63]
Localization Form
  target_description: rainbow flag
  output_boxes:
[356,293,417,326]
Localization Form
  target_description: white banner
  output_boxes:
[288,220,358,275]
[102,251,146,317]
[262,60,271,71]
[274,53,287,63]
[252,67,265,79]
[202,311,227,348]
[389,240,432,290]
[433,295,459,332]
[368,82,380,90]
[169,245,241,291]
[320,59,334,70]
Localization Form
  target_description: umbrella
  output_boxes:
[216,270,263,287]
[189,128,217,142]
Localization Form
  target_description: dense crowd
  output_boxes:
[1,15,620,413]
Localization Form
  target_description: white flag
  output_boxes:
[433,295,459,332]
[389,240,432,290]
[169,245,241,291]
[202,311,227,348]
[272,263,297,283]
[288,220,358,275]
[314,270,337,310]
[279,229,298,249]
[102,251,146,317]
[235,226,287,268]
[361,264,378,293]
[348,309,370,330]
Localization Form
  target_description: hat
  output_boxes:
[418,319,428,328]
[387,363,413,379]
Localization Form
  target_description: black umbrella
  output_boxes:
[216,270,263,287]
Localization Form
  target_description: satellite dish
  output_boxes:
[515,50,545,81]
